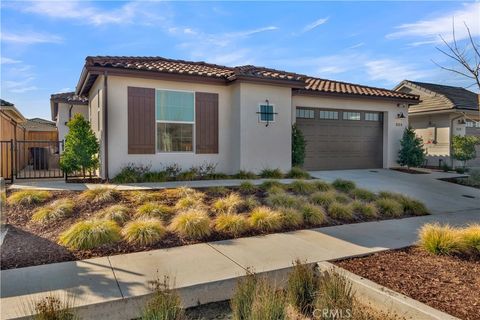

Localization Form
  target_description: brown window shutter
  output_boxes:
[195,92,219,154]
[128,86,156,154]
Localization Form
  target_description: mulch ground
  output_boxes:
[391,168,429,174]
[335,246,480,320]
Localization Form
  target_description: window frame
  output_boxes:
[296,107,315,119]
[258,103,276,123]
[319,110,339,120]
[343,111,361,121]
[364,112,381,121]
[155,88,196,154]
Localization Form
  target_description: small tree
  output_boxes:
[292,124,306,167]
[60,114,100,176]
[398,127,426,170]
[451,135,480,169]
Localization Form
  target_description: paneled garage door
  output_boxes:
[296,107,384,170]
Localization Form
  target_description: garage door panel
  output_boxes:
[297,109,383,170]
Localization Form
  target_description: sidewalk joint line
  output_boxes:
[206,243,248,271]
[107,256,124,299]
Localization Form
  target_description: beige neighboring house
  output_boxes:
[394,80,480,167]
[50,92,89,142]
[74,56,419,179]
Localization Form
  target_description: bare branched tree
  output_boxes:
[432,20,480,91]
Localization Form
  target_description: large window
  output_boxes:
[319,110,338,120]
[343,112,360,121]
[296,108,315,119]
[156,90,194,152]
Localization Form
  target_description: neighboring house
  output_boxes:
[74,56,419,179]
[50,92,89,142]
[394,80,480,167]
[22,118,58,141]
[1,99,26,180]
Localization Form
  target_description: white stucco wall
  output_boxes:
[88,76,105,177]
[291,95,409,168]
[56,102,88,142]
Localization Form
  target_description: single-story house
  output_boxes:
[74,56,419,179]
[50,92,89,142]
[394,80,480,167]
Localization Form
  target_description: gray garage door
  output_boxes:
[296,107,384,170]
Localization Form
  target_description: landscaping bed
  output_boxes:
[440,176,480,190]
[2,179,429,270]
[335,246,480,320]
[391,167,429,174]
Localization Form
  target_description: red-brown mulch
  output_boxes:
[335,246,480,320]
[391,168,429,174]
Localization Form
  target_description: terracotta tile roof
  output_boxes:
[51,92,88,105]
[80,56,418,101]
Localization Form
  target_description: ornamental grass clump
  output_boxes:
[260,168,284,179]
[97,204,130,225]
[259,179,284,191]
[251,278,286,320]
[309,191,336,208]
[459,224,480,256]
[398,196,429,216]
[206,186,229,196]
[7,190,52,207]
[286,167,311,179]
[301,204,326,225]
[242,195,260,211]
[231,273,257,320]
[122,218,166,246]
[375,198,404,217]
[214,213,249,237]
[169,209,211,240]
[136,202,174,221]
[334,193,351,204]
[315,270,354,318]
[332,179,356,193]
[79,187,119,205]
[174,195,204,211]
[312,180,332,192]
[328,202,354,221]
[248,207,283,232]
[266,192,301,209]
[286,261,317,315]
[419,223,461,255]
[31,199,75,223]
[350,188,377,202]
[351,201,378,219]
[239,181,257,194]
[29,294,79,320]
[289,180,317,195]
[212,193,242,214]
[278,207,304,228]
[59,219,120,250]
[128,191,161,204]
[141,277,184,320]
[236,170,258,180]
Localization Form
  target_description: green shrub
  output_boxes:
[332,179,356,193]
[176,170,197,181]
[169,209,211,240]
[136,202,175,221]
[141,278,184,320]
[31,199,75,223]
[289,180,316,195]
[259,180,284,191]
[350,188,376,202]
[286,261,317,315]
[112,163,149,183]
[205,186,230,196]
[278,207,304,228]
[239,181,257,194]
[206,172,229,180]
[419,223,461,255]
[214,213,249,237]
[80,187,119,204]
[312,180,332,192]
[351,201,377,218]
[122,218,166,246]
[248,207,283,232]
[251,278,286,320]
[236,170,258,180]
[7,190,52,206]
[97,205,130,225]
[30,295,78,320]
[301,204,327,225]
[266,192,301,209]
[212,193,242,214]
[451,135,480,169]
[460,224,480,256]
[242,196,260,211]
[59,219,120,250]
[328,202,354,221]
[398,196,429,216]
[292,124,306,167]
[260,168,284,179]
[375,198,404,217]
[286,167,311,179]
[231,273,257,320]
[143,171,168,182]
[315,271,354,318]
[398,126,426,169]
[309,191,336,208]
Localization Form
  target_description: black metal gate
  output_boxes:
[15,140,64,179]
[0,140,14,183]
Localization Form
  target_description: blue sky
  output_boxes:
[1,1,479,119]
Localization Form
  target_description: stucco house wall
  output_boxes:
[56,102,89,142]
[88,76,106,177]
[291,95,409,168]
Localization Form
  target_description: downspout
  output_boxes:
[103,72,109,181]
[68,105,73,122]
[450,113,464,167]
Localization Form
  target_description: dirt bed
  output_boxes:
[335,246,480,320]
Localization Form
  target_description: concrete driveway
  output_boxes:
[310,169,480,215]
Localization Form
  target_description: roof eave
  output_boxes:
[293,89,420,104]
[229,75,305,88]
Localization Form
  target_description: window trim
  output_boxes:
[258,103,276,123]
[343,111,361,121]
[319,110,339,120]
[296,107,315,119]
[155,88,196,154]
[364,112,381,121]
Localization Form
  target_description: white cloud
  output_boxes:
[1,56,21,64]
[347,42,365,49]
[57,88,72,93]
[10,86,38,93]
[386,2,480,44]
[302,17,329,33]
[2,77,38,93]
[1,31,62,44]
[365,59,432,83]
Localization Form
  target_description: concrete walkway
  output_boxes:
[1,210,479,319]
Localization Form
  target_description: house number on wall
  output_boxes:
[396,122,403,127]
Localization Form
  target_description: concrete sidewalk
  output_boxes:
[1,210,479,319]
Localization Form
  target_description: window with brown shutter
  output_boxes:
[128,86,155,154]
[195,92,219,154]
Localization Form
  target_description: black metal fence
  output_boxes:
[0,140,14,184]
[15,140,64,179]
